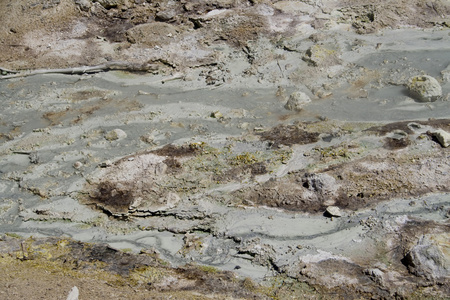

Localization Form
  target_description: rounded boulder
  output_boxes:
[284,91,311,112]
[407,75,442,102]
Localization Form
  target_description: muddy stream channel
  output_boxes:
[0,27,449,298]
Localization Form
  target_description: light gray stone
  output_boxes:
[284,91,311,111]
[66,286,79,300]
[407,75,442,102]
[326,206,342,217]
[433,129,450,148]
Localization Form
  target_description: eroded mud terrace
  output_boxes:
[0,0,449,299]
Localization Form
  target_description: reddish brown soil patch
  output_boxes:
[258,125,320,147]
[152,144,203,157]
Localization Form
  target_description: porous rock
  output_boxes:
[284,91,311,111]
[407,75,442,102]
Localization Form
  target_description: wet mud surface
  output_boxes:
[1,0,450,299]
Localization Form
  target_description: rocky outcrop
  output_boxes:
[403,233,450,283]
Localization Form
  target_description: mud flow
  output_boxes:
[0,0,449,299]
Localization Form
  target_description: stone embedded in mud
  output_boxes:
[156,9,177,22]
[303,44,341,67]
[66,286,79,300]
[432,129,450,148]
[325,206,342,217]
[284,91,311,112]
[302,173,339,201]
[105,129,127,141]
[210,111,224,119]
[402,233,450,282]
[73,161,83,170]
[365,268,385,285]
[406,75,442,102]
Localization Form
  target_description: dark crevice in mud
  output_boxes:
[234,190,327,214]
[383,137,411,150]
[87,180,134,216]
[163,157,182,171]
[137,211,213,223]
[151,143,204,157]
[232,229,342,242]
[258,124,320,147]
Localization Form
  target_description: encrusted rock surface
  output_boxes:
[403,233,450,282]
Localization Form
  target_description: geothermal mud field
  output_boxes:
[0,0,449,299]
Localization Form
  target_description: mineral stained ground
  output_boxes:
[0,0,449,299]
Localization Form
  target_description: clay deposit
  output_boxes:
[0,0,449,299]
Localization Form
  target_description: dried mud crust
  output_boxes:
[1,0,449,70]
[84,142,291,217]
[231,146,450,213]
[228,120,450,213]
[338,0,450,33]
[0,235,275,300]
[331,149,450,209]
[257,124,320,147]
[2,233,446,300]
[83,119,450,217]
